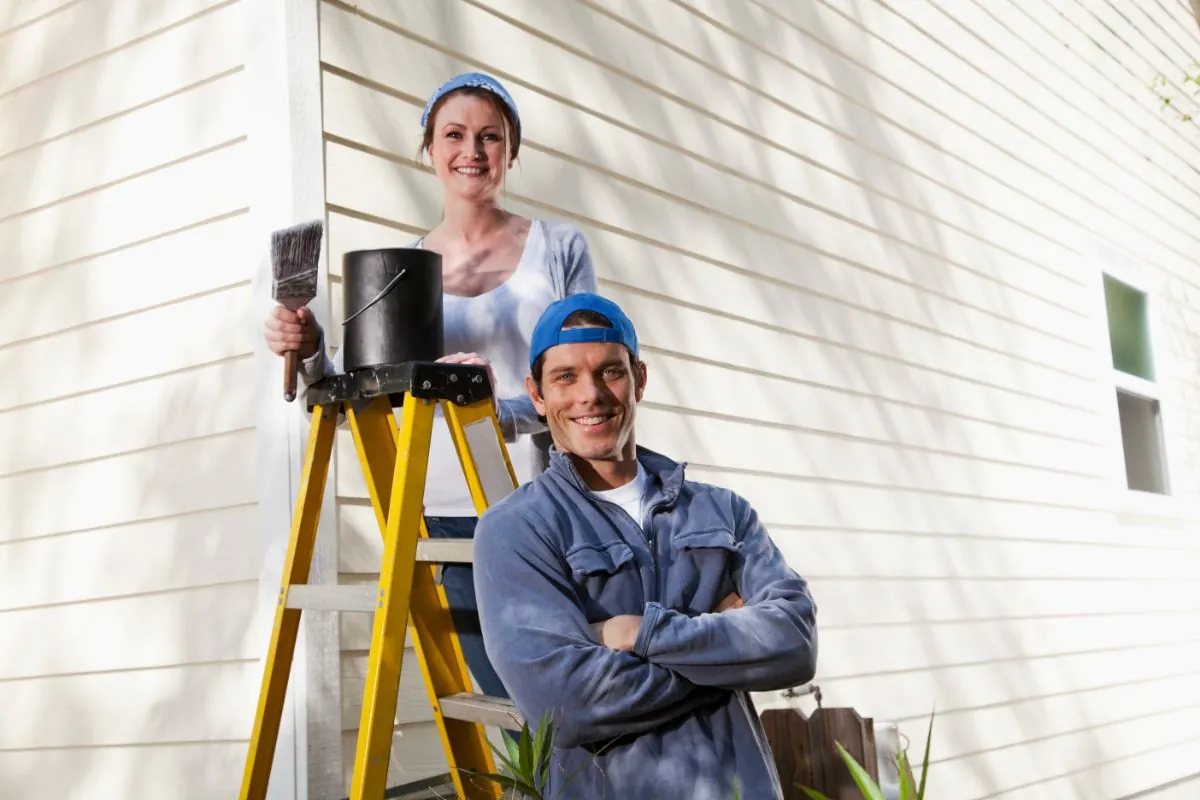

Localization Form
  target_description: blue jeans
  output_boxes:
[424,516,512,705]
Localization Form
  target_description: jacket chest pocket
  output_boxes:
[670,528,742,613]
[565,540,642,621]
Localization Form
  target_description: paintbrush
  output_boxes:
[270,219,324,402]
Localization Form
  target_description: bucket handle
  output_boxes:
[341,268,407,326]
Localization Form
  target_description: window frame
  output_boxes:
[1086,244,1182,513]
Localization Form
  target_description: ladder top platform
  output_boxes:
[305,361,494,408]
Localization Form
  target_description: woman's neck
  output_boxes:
[437,199,508,245]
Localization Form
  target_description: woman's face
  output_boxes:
[427,92,511,204]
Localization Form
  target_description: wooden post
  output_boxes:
[761,706,818,796]
[761,706,879,800]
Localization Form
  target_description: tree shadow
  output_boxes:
[0,2,263,797]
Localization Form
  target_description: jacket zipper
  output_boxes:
[557,460,674,604]
[640,500,668,603]
[599,499,661,604]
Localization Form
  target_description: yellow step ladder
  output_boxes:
[239,361,525,799]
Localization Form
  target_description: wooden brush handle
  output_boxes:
[283,349,299,402]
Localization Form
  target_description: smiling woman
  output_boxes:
[262,71,599,711]
[419,75,520,211]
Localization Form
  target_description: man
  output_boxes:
[472,293,818,799]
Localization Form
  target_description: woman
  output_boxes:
[264,72,597,703]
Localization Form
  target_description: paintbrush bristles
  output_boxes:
[271,219,323,310]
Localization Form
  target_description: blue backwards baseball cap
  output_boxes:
[529,293,639,369]
[420,72,521,144]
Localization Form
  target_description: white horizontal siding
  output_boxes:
[0,660,260,748]
[0,504,259,611]
[0,0,233,96]
[0,742,247,800]
[0,142,248,284]
[0,1,257,796]
[319,4,1092,342]
[0,357,254,476]
[0,214,249,348]
[0,0,82,36]
[0,1,244,158]
[733,0,1200,266]
[0,581,260,680]
[317,0,1200,797]
[0,71,246,220]
[0,282,252,410]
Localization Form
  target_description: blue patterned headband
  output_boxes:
[420,71,522,144]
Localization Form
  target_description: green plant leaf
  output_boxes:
[487,737,520,778]
[835,741,887,800]
[504,726,524,776]
[518,723,534,785]
[917,710,935,799]
[459,768,537,798]
[797,786,835,800]
[533,713,553,789]
[897,748,918,800]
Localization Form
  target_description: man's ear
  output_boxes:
[634,360,648,403]
[525,374,546,416]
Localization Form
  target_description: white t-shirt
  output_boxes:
[588,461,650,528]
[422,220,557,516]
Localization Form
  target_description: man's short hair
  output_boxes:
[530,309,615,386]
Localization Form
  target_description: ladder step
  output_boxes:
[284,584,378,612]
[416,538,474,563]
[439,692,524,729]
[338,773,456,800]
[282,541,472,614]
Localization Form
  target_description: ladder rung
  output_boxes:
[338,773,457,800]
[281,546,472,613]
[284,584,378,612]
[382,775,455,800]
[439,692,524,729]
[415,538,474,563]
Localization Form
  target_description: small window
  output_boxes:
[1115,391,1167,494]
[1103,274,1155,381]
[1102,274,1169,495]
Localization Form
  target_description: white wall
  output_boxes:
[0,1,262,796]
[317,1,1200,798]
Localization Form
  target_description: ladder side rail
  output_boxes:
[240,404,340,800]
[349,395,435,798]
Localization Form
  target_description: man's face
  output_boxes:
[527,339,646,464]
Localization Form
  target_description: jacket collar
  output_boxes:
[547,444,687,508]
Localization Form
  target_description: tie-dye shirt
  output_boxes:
[300,218,597,516]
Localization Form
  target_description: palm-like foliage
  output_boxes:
[798,710,935,800]
[459,712,577,799]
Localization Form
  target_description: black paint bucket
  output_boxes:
[341,248,443,371]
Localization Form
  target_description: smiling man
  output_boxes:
[471,293,818,799]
